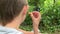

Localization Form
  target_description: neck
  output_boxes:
[5,22,20,29]
[5,17,21,29]
[1,14,22,29]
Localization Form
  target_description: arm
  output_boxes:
[17,29,41,34]
[29,11,41,34]
[33,22,39,34]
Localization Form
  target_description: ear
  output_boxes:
[22,5,28,15]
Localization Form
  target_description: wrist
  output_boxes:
[33,22,39,26]
[33,23,39,31]
[33,26,39,34]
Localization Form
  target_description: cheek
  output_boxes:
[20,15,26,23]
[22,14,26,20]
[23,10,27,15]
[22,16,26,22]
[22,12,26,16]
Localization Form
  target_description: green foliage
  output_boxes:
[28,0,40,6]
[20,0,60,33]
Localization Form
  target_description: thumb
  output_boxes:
[30,13,34,18]
[29,12,35,19]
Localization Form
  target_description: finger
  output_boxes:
[30,12,34,18]
[28,12,31,15]
[28,12,34,18]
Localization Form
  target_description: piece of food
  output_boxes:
[33,12,39,18]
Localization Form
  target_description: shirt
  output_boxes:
[0,26,24,34]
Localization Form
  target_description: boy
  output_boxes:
[0,0,41,34]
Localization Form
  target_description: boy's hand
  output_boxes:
[29,11,41,26]
[29,11,41,34]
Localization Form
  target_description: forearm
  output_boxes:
[33,22,39,34]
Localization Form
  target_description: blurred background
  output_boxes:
[20,0,60,34]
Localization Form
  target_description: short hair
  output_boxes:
[0,0,27,26]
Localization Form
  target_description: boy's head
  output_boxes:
[0,0,28,26]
